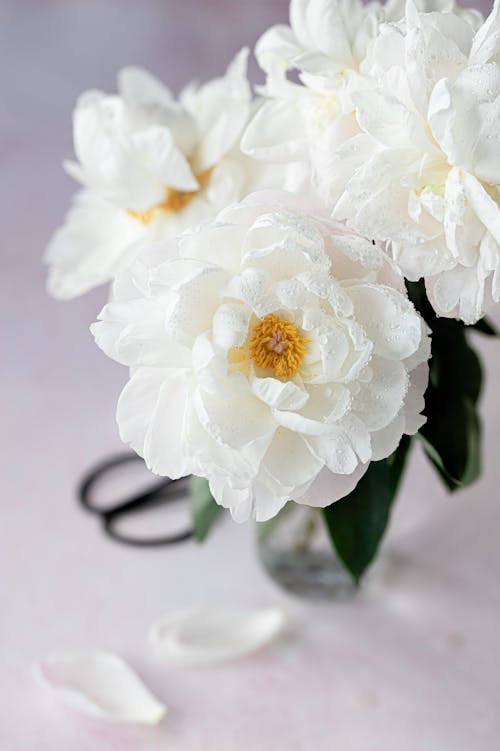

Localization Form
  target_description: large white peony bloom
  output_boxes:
[327,0,500,323]
[46,50,279,299]
[92,192,430,522]
[241,0,481,199]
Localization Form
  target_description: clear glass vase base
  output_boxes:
[259,548,356,600]
[257,504,356,601]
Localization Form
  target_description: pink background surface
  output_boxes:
[2,1,499,749]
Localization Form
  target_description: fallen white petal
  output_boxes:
[34,651,166,724]
[149,607,286,665]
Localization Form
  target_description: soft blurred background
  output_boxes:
[1,1,499,749]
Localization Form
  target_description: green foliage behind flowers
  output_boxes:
[406,280,483,493]
[190,476,220,542]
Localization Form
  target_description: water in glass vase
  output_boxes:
[257,503,356,600]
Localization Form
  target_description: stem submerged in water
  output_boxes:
[292,507,319,555]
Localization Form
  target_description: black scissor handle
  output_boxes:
[79,453,172,515]
[78,453,193,547]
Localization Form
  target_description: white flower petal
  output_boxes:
[295,462,368,506]
[241,99,308,162]
[34,651,166,724]
[252,480,290,522]
[143,369,191,478]
[341,414,372,464]
[426,263,487,324]
[405,3,472,112]
[314,323,352,381]
[470,0,500,64]
[221,267,270,310]
[306,413,371,471]
[353,89,420,150]
[186,48,251,171]
[403,319,432,371]
[149,608,286,664]
[117,368,172,459]
[370,410,406,461]
[195,385,276,449]
[463,172,500,247]
[165,266,228,347]
[251,377,309,411]
[118,66,174,108]
[192,333,229,396]
[349,284,422,360]
[429,69,500,184]
[264,429,324,488]
[272,383,353,440]
[212,302,251,351]
[316,133,377,209]
[92,298,191,368]
[243,207,329,270]
[255,24,302,75]
[187,409,271,490]
[131,127,198,193]
[209,479,255,522]
[352,357,408,431]
[303,0,354,63]
[45,191,143,299]
[306,435,359,474]
[301,383,352,423]
[393,237,453,280]
[118,67,198,156]
[404,361,429,434]
[325,230,384,279]
[273,408,338,436]
[179,223,247,274]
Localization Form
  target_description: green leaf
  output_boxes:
[416,432,459,492]
[461,400,481,486]
[407,279,483,492]
[471,317,498,337]
[322,436,412,584]
[405,279,436,326]
[418,317,482,490]
[419,391,481,491]
[427,319,481,400]
[419,401,481,491]
[190,476,220,542]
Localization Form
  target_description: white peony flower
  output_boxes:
[327,0,500,323]
[241,0,479,199]
[45,50,280,299]
[91,191,430,522]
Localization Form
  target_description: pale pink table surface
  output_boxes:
[2,1,499,749]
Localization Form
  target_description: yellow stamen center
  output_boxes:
[127,168,213,225]
[248,314,309,379]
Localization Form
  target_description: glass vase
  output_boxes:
[257,503,355,600]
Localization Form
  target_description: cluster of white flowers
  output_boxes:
[47,0,500,520]
[244,0,499,324]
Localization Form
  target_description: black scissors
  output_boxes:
[78,453,193,547]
